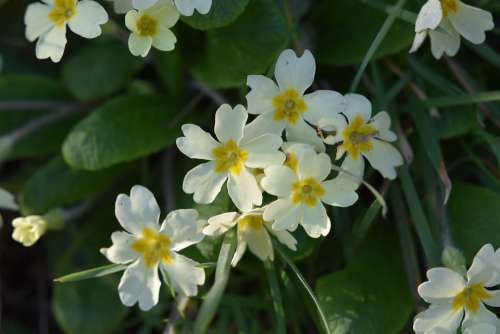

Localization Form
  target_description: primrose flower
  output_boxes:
[204,208,297,267]
[101,185,205,311]
[130,0,211,15]
[414,244,500,334]
[12,215,48,247]
[261,147,358,238]
[244,49,345,150]
[125,0,179,57]
[176,104,285,212]
[410,0,494,59]
[318,94,403,181]
[24,0,108,62]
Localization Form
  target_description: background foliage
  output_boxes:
[1,0,499,333]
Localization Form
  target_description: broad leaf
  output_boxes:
[181,0,250,30]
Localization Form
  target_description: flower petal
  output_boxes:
[363,139,403,180]
[118,258,161,311]
[318,113,347,146]
[246,74,280,115]
[161,253,205,296]
[231,236,247,267]
[261,165,297,197]
[125,9,139,31]
[132,0,157,10]
[151,0,180,27]
[69,0,108,38]
[428,19,461,59]
[297,150,331,181]
[24,2,52,42]
[174,0,212,16]
[176,124,219,160]
[35,26,67,63]
[285,118,325,152]
[418,267,466,304]
[242,112,285,144]
[266,223,297,251]
[214,104,247,144]
[274,49,315,94]
[227,168,262,212]
[265,199,301,232]
[339,154,365,187]
[115,185,160,235]
[160,209,204,251]
[343,93,372,123]
[370,111,397,142]
[448,1,494,44]
[204,212,239,236]
[321,177,359,208]
[409,31,428,54]
[413,303,463,334]
[302,203,330,238]
[183,161,227,204]
[243,225,274,262]
[415,0,442,32]
[101,231,139,264]
[152,27,176,51]
[462,303,498,334]
[243,134,285,168]
[303,90,346,126]
[467,244,500,287]
[128,33,152,57]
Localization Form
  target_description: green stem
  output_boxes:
[264,260,286,334]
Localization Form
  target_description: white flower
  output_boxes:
[176,104,285,212]
[125,0,179,57]
[107,0,133,14]
[12,215,48,247]
[244,49,345,151]
[414,244,500,334]
[318,94,403,181]
[410,0,494,59]
[100,185,205,311]
[204,208,297,267]
[261,147,358,238]
[24,0,108,62]
[130,0,211,15]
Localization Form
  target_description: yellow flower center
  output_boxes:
[48,0,77,26]
[284,152,298,171]
[292,178,325,207]
[239,215,265,231]
[137,14,158,37]
[212,139,249,175]
[340,115,378,160]
[452,283,491,313]
[441,0,458,17]
[131,228,173,267]
[272,89,308,125]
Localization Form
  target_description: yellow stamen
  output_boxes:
[131,228,172,267]
[452,283,491,313]
[292,178,325,207]
[272,89,308,125]
[212,139,249,175]
[441,0,458,17]
[340,114,378,160]
[239,215,265,231]
[284,152,298,171]
[136,14,158,37]
[48,0,76,26]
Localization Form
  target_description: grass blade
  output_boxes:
[350,0,408,92]
[424,90,500,108]
[353,200,383,245]
[194,231,237,334]
[275,245,331,334]
[54,263,127,283]
[264,260,286,334]
[399,165,441,266]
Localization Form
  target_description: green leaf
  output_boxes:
[62,95,179,170]
[181,0,250,30]
[191,0,288,88]
[424,91,500,108]
[264,260,286,334]
[194,231,237,334]
[313,0,414,66]
[0,75,78,159]
[54,263,127,283]
[449,182,500,262]
[62,39,143,101]
[316,228,413,334]
[21,157,124,214]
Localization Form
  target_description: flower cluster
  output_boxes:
[410,0,494,59]
[99,48,404,310]
[24,0,213,62]
[414,244,500,334]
